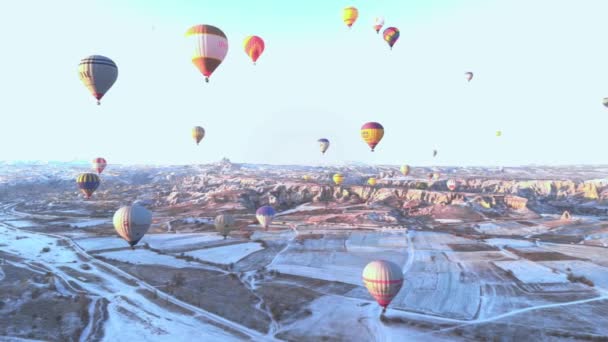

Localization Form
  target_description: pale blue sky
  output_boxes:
[1,0,607,166]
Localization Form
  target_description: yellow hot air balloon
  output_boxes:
[343,6,359,28]
[496,131,502,137]
[192,126,205,145]
[333,173,344,185]
[361,122,384,152]
[400,165,410,176]
[303,175,311,181]
[368,177,377,186]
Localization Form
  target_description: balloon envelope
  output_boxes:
[113,205,152,247]
[362,260,404,309]
[361,122,384,151]
[400,165,410,176]
[215,214,235,238]
[243,35,265,64]
[382,27,400,49]
[465,72,474,82]
[447,179,457,191]
[76,173,100,199]
[256,206,276,228]
[78,55,118,105]
[373,17,385,33]
[92,158,107,174]
[192,126,205,145]
[368,177,377,186]
[333,173,344,185]
[185,24,228,82]
[343,7,359,28]
[318,138,330,154]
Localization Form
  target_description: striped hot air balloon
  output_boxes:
[243,35,265,65]
[333,173,344,185]
[361,122,384,152]
[113,205,152,248]
[343,6,359,28]
[447,179,457,191]
[362,260,404,314]
[185,24,229,83]
[318,138,330,154]
[368,177,377,186]
[256,206,276,229]
[78,55,118,105]
[92,157,107,174]
[76,173,100,199]
[192,126,205,145]
[400,165,410,176]
[373,17,385,34]
[215,214,235,239]
[383,27,400,50]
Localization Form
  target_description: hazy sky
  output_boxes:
[2,0,608,166]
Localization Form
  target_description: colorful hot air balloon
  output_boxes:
[383,27,400,50]
[333,173,344,185]
[78,55,118,105]
[373,17,385,34]
[362,260,404,314]
[343,7,359,28]
[318,138,330,154]
[243,35,265,65]
[361,122,384,152]
[192,126,205,145]
[447,179,457,191]
[400,165,410,176]
[215,214,235,239]
[76,173,100,199]
[368,177,377,186]
[465,72,474,82]
[603,98,608,108]
[185,24,229,83]
[113,205,152,249]
[256,206,276,229]
[92,157,107,174]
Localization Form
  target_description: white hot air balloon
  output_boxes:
[78,55,118,105]
[113,205,152,249]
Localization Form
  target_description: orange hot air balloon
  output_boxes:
[333,173,344,185]
[343,6,359,28]
[192,126,205,145]
[361,122,384,152]
[362,260,404,314]
[243,35,265,65]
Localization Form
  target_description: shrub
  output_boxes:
[567,273,594,287]
[41,247,51,253]
[80,264,92,271]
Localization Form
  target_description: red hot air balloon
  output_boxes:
[447,179,457,191]
[362,260,404,314]
[243,35,265,65]
[92,157,107,174]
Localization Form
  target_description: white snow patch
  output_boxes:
[69,219,109,228]
[494,260,568,283]
[97,249,198,268]
[183,242,264,265]
[485,238,535,248]
[434,219,463,223]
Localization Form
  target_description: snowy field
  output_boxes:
[69,219,110,228]
[475,222,550,236]
[485,238,535,248]
[541,260,608,290]
[494,260,568,284]
[75,236,131,252]
[96,249,200,268]
[5,220,37,228]
[183,242,264,265]
[74,233,227,253]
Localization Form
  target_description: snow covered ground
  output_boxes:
[485,238,536,248]
[494,260,568,284]
[69,219,109,228]
[183,242,264,265]
[142,233,225,251]
[96,249,199,268]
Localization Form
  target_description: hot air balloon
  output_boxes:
[113,205,152,249]
[76,173,100,199]
[447,179,457,191]
[368,177,377,186]
[302,175,311,181]
[243,35,265,65]
[373,17,385,34]
[361,122,384,152]
[92,158,107,174]
[333,173,344,185]
[496,131,502,137]
[383,27,400,50]
[318,138,330,154]
[192,126,205,145]
[433,172,440,180]
[362,260,404,314]
[215,214,235,239]
[185,24,229,83]
[603,98,608,108]
[343,6,359,28]
[400,165,410,176]
[78,55,118,105]
[465,72,474,82]
[433,149,438,158]
[256,206,276,229]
